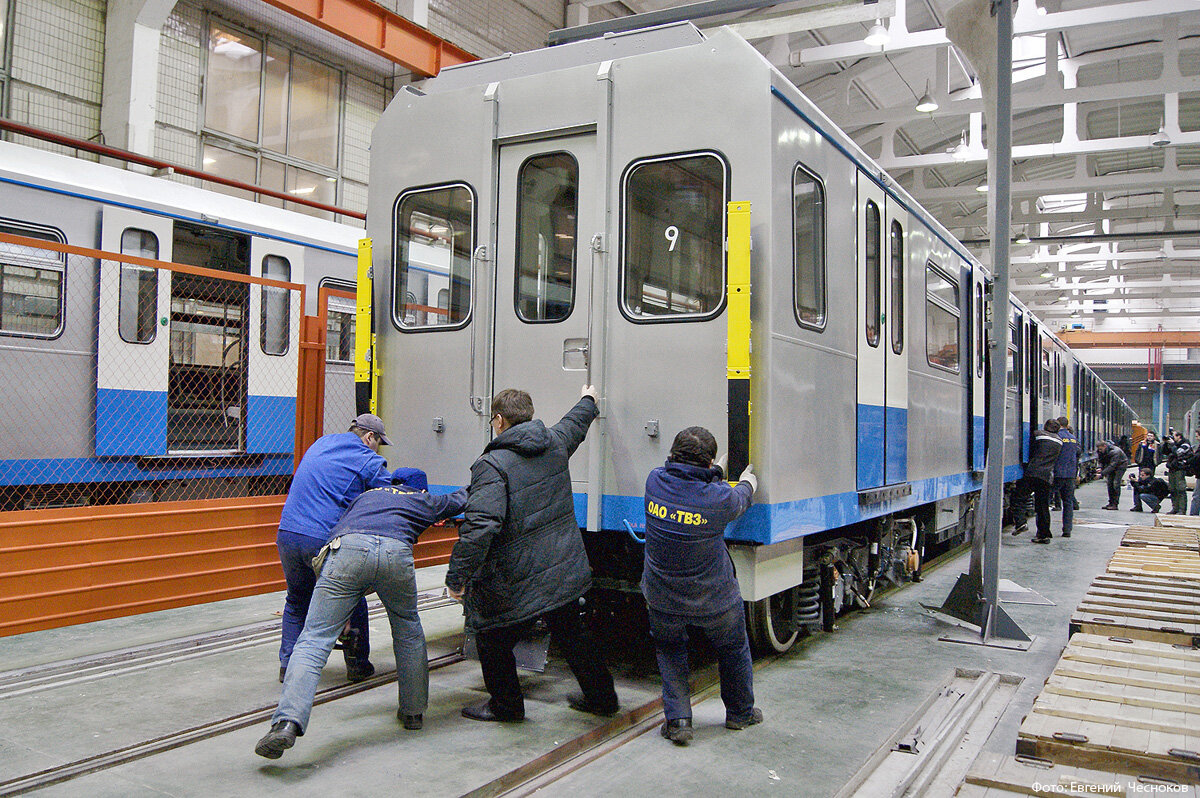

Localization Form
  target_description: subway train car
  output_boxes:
[0,140,362,510]
[363,23,1131,651]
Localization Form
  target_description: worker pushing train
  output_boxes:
[255,473,467,759]
[642,426,761,745]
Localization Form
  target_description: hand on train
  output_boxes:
[740,464,758,493]
[448,586,464,601]
[581,384,598,402]
[715,453,728,476]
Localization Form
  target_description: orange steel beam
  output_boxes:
[259,0,475,77]
[1060,330,1200,349]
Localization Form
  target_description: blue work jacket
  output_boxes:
[279,432,393,540]
[330,485,468,546]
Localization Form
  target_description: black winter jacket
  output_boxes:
[1098,444,1129,477]
[445,397,597,631]
[1024,430,1063,484]
[1166,440,1192,473]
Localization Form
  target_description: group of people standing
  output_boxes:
[256,386,762,760]
[1012,416,1081,543]
[1120,429,1200,515]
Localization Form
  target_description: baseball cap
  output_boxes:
[351,413,391,446]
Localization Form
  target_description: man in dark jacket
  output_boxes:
[1129,467,1170,513]
[1013,419,1063,543]
[1164,430,1191,514]
[255,474,467,759]
[446,385,617,723]
[1097,440,1129,510]
[643,426,760,745]
[1052,417,1081,537]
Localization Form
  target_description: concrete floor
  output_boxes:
[0,479,1154,797]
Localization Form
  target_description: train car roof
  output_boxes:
[0,141,362,255]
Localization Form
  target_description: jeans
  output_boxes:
[1168,470,1188,514]
[277,530,370,669]
[274,534,427,733]
[648,603,755,723]
[1053,477,1075,534]
[1134,491,1162,513]
[1104,471,1123,507]
[474,599,616,719]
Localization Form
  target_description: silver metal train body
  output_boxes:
[366,24,1131,649]
[0,142,361,509]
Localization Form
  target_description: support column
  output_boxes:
[396,0,429,28]
[1153,383,1167,433]
[100,0,177,156]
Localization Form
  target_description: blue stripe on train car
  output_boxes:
[0,454,294,486]
[885,405,908,485]
[1021,421,1030,461]
[856,403,886,488]
[96,388,168,456]
[973,415,985,469]
[246,395,297,453]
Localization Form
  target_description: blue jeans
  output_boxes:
[1135,491,1163,513]
[274,534,427,733]
[1191,488,1200,515]
[648,603,754,723]
[1053,477,1075,534]
[277,530,370,669]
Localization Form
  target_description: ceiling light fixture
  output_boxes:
[915,80,938,113]
[976,182,989,193]
[864,19,889,48]
[951,131,970,162]
[1016,230,1031,244]
[1150,124,1171,147]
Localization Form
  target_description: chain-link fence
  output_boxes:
[0,233,305,510]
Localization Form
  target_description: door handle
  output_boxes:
[563,338,589,371]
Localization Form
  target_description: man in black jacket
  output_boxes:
[1164,430,1191,514]
[1097,440,1130,510]
[446,385,617,723]
[1013,419,1063,543]
[1129,467,1170,513]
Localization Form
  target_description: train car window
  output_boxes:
[1040,346,1052,401]
[975,283,984,378]
[392,184,474,331]
[889,220,904,354]
[621,152,726,321]
[515,152,577,323]
[0,221,65,338]
[1006,341,1018,391]
[792,164,826,330]
[322,282,356,363]
[118,229,159,345]
[260,255,291,356]
[864,201,881,347]
[925,262,959,372]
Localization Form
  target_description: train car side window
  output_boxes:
[322,279,356,363]
[925,262,959,372]
[792,164,826,330]
[0,221,65,338]
[260,255,291,356]
[889,219,904,354]
[864,200,881,347]
[393,184,474,331]
[118,229,159,345]
[975,283,984,378]
[1040,345,1052,401]
[620,152,726,322]
[515,152,577,323]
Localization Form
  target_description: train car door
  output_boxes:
[247,239,303,454]
[856,174,887,490]
[491,136,598,498]
[969,269,987,471]
[884,206,908,485]
[97,207,174,456]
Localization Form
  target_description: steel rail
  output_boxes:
[0,651,465,797]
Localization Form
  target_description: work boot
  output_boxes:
[255,720,300,759]
[660,718,692,745]
[397,709,423,730]
[725,707,763,730]
[566,692,619,717]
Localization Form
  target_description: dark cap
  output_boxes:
[351,413,391,446]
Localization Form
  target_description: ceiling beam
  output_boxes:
[1059,330,1200,348]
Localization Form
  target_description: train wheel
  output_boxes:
[746,587,800,654]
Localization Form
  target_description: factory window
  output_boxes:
[393,184,474,331]
[118,229,160,344]
[515,153,577,323]
[889,219,904,354]
[864,201,881,347]
[202,22,342,220]
[0,222,64,338]
[260,255,291,356]
[621,152,726,321]
[792,165,826,330]
[925,262,960,372]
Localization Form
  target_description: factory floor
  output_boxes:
[0,479,1156,797]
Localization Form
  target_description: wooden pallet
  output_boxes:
[1071,571,1200,646]
[1156,514,1200,530]
[1017,634,1200,783]
[1108,545,1200,581]
[1124,525,1200,552]
[958,751,1198,796]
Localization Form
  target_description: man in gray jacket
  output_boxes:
[446,385,617,723]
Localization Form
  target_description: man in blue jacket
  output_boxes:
[275,414,398,684]
[1053,417,1081,537]
[642,426,759,745]
[256,475,467,758]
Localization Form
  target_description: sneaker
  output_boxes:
[255,720,300,759]
[346,660,375,683]
[660,718,693,745]
[566,692,619,717]
[1011,523,1028,536]
[725,707,763,730]
[397,710,423,730]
